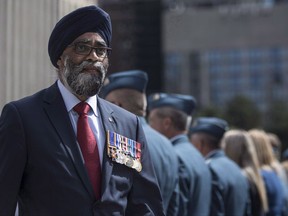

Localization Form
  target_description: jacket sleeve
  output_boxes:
[125,117,165,216]
[166,181,180,216]
[176,160,190,216]
[208,163,225,216]
[0,103,27,215]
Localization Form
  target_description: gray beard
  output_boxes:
[62,58,107,97]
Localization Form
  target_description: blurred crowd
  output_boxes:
[101,69,288,216]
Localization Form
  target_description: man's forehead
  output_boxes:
[73,32,106,45]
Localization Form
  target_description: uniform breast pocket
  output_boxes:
[108,164,133,198]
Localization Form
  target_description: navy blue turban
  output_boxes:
[48,5,112,68]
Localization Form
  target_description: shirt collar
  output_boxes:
[57,80,98,116]
[205,149,221,160]
[170,134,185,143]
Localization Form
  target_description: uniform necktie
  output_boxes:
[74,102,101,199]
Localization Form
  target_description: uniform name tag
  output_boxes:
[107,131,142,172]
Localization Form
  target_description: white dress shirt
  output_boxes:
[57,80,105,165]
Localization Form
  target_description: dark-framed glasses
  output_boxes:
[69,42,112,60]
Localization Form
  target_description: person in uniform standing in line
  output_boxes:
[0,5,164,216]
[100,70,180,216]
[148,93,211,216]
[189,117,248,216]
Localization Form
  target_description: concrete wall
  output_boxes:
[162,4,288,109]
[0,0,97,111]
[163,4,288,52]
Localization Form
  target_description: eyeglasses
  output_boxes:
[69,42,112,60]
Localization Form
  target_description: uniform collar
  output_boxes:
[205,149,224,160]
[170,134,187,143]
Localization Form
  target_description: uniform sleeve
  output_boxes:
[176,160,190,216]
[208,165,225,216]
[167,181,180,216]
[125,117,165,216]
[0,103,27,215]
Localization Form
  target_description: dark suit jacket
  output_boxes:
[172,135,211,216]
[0,83,164,216]
[140,117,179,216]
[207,150,248,216]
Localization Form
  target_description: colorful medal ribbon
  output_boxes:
[107,131,142,172]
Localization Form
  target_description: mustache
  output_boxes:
[61,57,108,97]
[73,61,104,74]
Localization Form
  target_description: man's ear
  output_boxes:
[57,54,67,70]
[163,117,172,130]
[198,138,205,151]
[199,136,211,156]
[57,57,63,69]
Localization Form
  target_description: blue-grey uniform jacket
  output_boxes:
[140,117,179,216]
[206,150,248,216]
[171,134,212,216]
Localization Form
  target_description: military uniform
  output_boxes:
[190,117,249,216]
[148,93,212,216]
[101,70,180,215]
[206,150,248,216]
[171,134,211,216]
[140,117,179,215]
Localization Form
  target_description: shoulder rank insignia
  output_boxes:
[107,131,142,172]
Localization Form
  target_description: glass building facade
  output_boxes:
[204,47,288,111]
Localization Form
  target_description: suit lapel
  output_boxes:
[42,83,95,198]
[97,98,117,196]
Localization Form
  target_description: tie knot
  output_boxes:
[74,102,91,116]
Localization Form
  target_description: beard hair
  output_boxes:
[61,57,108,97]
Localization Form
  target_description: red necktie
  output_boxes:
[74,102,101,199]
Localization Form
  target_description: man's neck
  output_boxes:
[204,148,220,158]
[169,131,186,140]
[75,94,89,101]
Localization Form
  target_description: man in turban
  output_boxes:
[0,5,164,216]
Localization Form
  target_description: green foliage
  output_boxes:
[265,101,288,131]
[194,106,223,118]
[265,101,288,152]
[195,96,288,152]
[223,95,261,130]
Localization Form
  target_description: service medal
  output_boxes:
[125,157,134,168]
[133,160,142,172]
[106,131,142,172]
